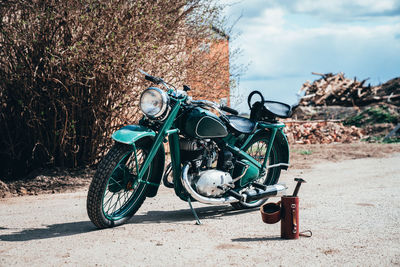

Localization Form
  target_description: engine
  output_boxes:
[180,138,235,198]
[195,169,233,197]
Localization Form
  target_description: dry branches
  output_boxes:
[300,73,400,107]
[0,0,236,180]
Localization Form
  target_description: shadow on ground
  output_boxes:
[231,236,284,242]
[0,205,256,242]
[130,205,257,224]
[0,221,94,242]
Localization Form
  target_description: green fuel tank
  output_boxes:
[182,107,228,139]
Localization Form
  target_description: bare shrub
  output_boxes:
[0,0,240,180]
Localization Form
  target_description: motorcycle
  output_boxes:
[86,70,295,228]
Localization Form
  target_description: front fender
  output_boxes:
[112,124,164,197]
[112,125,155,144]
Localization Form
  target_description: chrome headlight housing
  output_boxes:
[139,87,169,119]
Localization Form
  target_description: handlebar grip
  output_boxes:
[145,75,155,82]
[145,75,162,84]
[221,105,239,115]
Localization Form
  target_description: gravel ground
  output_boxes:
[1,153,400,266]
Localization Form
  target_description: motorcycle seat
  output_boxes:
[226,115,256,134]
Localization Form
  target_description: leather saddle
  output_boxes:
[226,115,256,134]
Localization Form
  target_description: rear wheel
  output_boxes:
[231,133,281,209]
[87,140,152,228]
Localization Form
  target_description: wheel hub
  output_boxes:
[108,165,136,193]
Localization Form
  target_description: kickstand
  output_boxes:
[187,197,202,225]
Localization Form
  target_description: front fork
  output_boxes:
[168,131,189,200]
[134,98,184,187]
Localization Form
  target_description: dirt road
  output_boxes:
[1,153,400,266]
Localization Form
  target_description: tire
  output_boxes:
[231,132,282,209]
[86,140,152,228]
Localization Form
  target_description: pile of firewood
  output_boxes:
[299,73,400,107]
[284,121,365,144]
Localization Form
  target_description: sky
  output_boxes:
[221,0,400,111]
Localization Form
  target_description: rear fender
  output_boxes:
[112,125,164,197]
[274,130,290,170]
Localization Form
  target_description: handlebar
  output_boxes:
[140,69,168,88]
[191,100,239,121]
[145,75,163,84]
[191,99,216,107]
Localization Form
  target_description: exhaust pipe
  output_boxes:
[244,184,287,202]
[181,163,287,205]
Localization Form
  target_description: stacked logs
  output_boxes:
[284,121,365,144]
[299,73,400,107]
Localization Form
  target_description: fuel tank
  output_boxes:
[182,107,228,139]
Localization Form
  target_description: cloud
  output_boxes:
[288,0,400,19]
[221,1,400,110]
[221,0,269,20]
[235,17,400,78]
[225,2,400,78]
[222,0,400,22]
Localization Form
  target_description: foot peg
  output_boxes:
[225,189,245,202]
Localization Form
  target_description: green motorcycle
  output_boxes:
[87,70,293,228]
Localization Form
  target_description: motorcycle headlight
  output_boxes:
[139,87,169,118]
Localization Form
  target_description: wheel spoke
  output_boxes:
[103,192,114,208]
[109,195,119,214]
[116,194,123,214]
[110,193,122,215]
[109,176,124,191]
[122,190,129,204]
[105,193,116,214]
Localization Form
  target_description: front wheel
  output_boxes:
[86,140,152,228]
[231,132,282,209]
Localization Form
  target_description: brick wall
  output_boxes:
[187,39,230,105]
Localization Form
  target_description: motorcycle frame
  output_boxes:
[132,95,286,200]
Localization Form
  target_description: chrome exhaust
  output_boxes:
[244,183,287,202]
[181,163,287,205]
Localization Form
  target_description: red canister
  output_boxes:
[280,196,299,239]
